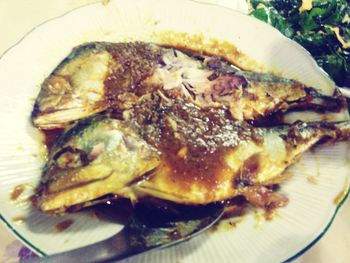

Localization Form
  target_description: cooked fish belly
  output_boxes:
[31,42,346,129]
[33,116,160,214]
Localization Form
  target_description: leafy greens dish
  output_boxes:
[249,0,350,88]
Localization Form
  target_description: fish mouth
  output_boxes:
[32,171,114,214]
[32,106,107,129]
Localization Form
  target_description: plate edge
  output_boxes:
[0,212,46,256]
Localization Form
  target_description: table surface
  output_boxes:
[0,0,349,262]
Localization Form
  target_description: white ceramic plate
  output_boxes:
[0,0,349,262]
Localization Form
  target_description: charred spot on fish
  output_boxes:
[64,42,107,62]
[234,178,251,188]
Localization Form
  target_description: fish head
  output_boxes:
[33,116,160,214]
[32,43,114,129]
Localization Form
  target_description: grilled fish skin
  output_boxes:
[33,116,160,214]
[31,42,346,129]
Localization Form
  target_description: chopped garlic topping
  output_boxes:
[327,26,350,49]
[299,0,313,13]
[343,13,350,23]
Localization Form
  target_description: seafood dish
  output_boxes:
[31,42,350,215]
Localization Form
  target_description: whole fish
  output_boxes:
[33,96,350,213]
[31,42,346,129]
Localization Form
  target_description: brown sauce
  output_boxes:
[131,94,258,191]
[104,43,163,109]
[55,219,74,232]
[10,185,26,201]
[160,148,229,191]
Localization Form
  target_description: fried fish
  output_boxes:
[31,42,350,215]
[31,42,346,129]
[32,98,350,213]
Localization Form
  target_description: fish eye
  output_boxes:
[53,146,89,169]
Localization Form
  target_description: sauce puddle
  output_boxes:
[10,185,26,201]
[55,220,74,232]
